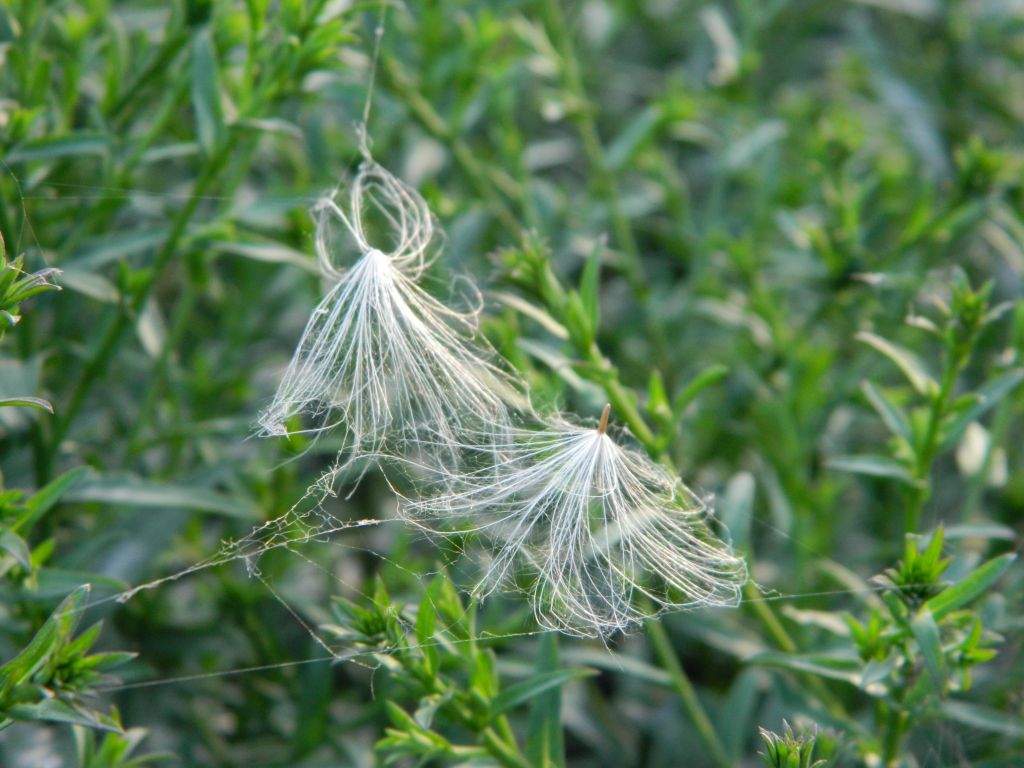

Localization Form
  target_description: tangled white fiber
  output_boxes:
[403,406,747,636]
[257,154,522,465]
[259,151,746,636]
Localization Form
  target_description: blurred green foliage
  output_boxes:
[758,720,832,768]
[1,0,1022,765]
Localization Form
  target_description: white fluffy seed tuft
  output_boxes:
[257,158,522,465]
[403,413,748,637]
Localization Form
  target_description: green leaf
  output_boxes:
[861,381,910,440]
[943,522,1017,541]
[910,608,946,694]
[647,369,669,417]
[382,701,450,751]
[723,120,786,171]
[4,271,62,305]
[63,621,102,658]
[826,454,918,485]
[563,291,593,348]
[57,269,120,303]
[856,332,935,395]
[415,593,436,646]
[939,368,1024,451]
[6,698,123,733]
[33,569,124,601]
[491,291,568,340]
[0,528,31,570]
[238,117,304,139]
[560,648,671,686]
[748,652,862,686]
[5,132,112,163]
[526,634,566,768]
[14,467,89,534]
[0,585,91,695]
[941,700,1024,739]
[516,339,605,401]
[191,27,225,155]
[415,592,438,679]
[212,240,319,274]
[489,667,596,719]
[0,396,53,413]
[65,474,259,519]
[136,297,166,358]
[50,583,91,639]
[924,553,1016,621]
[672,364,729,414]
[719,668,762,762]
[71,228,170,269]
[607,105,662,171]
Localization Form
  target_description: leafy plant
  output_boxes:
[0,586,133,733]
[758,720,831,768]
[74,716,171,768]
[0,235,60,413]
[0,0,1022,765]
[754,529,1015,765]
[832,271,1023,532]
[325,575,594,766]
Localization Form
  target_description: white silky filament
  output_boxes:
[257,158,521,464]
[404,414,748,637]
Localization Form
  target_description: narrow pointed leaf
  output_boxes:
[0,396,53,413]
[6,699,122,733]
[0,528,31,570]
[672,365,729,414]
[6,133,112,163]
[14,467,89,533]
[526,633,566,768]
[856,332,935,395]
[939,368,1024,451]
[910,608,945,693]
[941,700,1024,738]
[65,474,258,519]
[191,27,225,154]
[861,381,910,440]
[827,454,917,485]
[489,667,596,718]
[924,553,1016,621]
[749,652,862,685]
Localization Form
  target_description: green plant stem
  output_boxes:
[743,583,847,720]
[494,713,519,755]
[541,0,645,296]
[481,727,531,768]
[905,350,960,533]
[745,582,796,654]
[881,705,909,767]
[646,619,732,768]
[583,342,658,449]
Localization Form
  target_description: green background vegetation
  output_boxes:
[0,0,1022,765]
